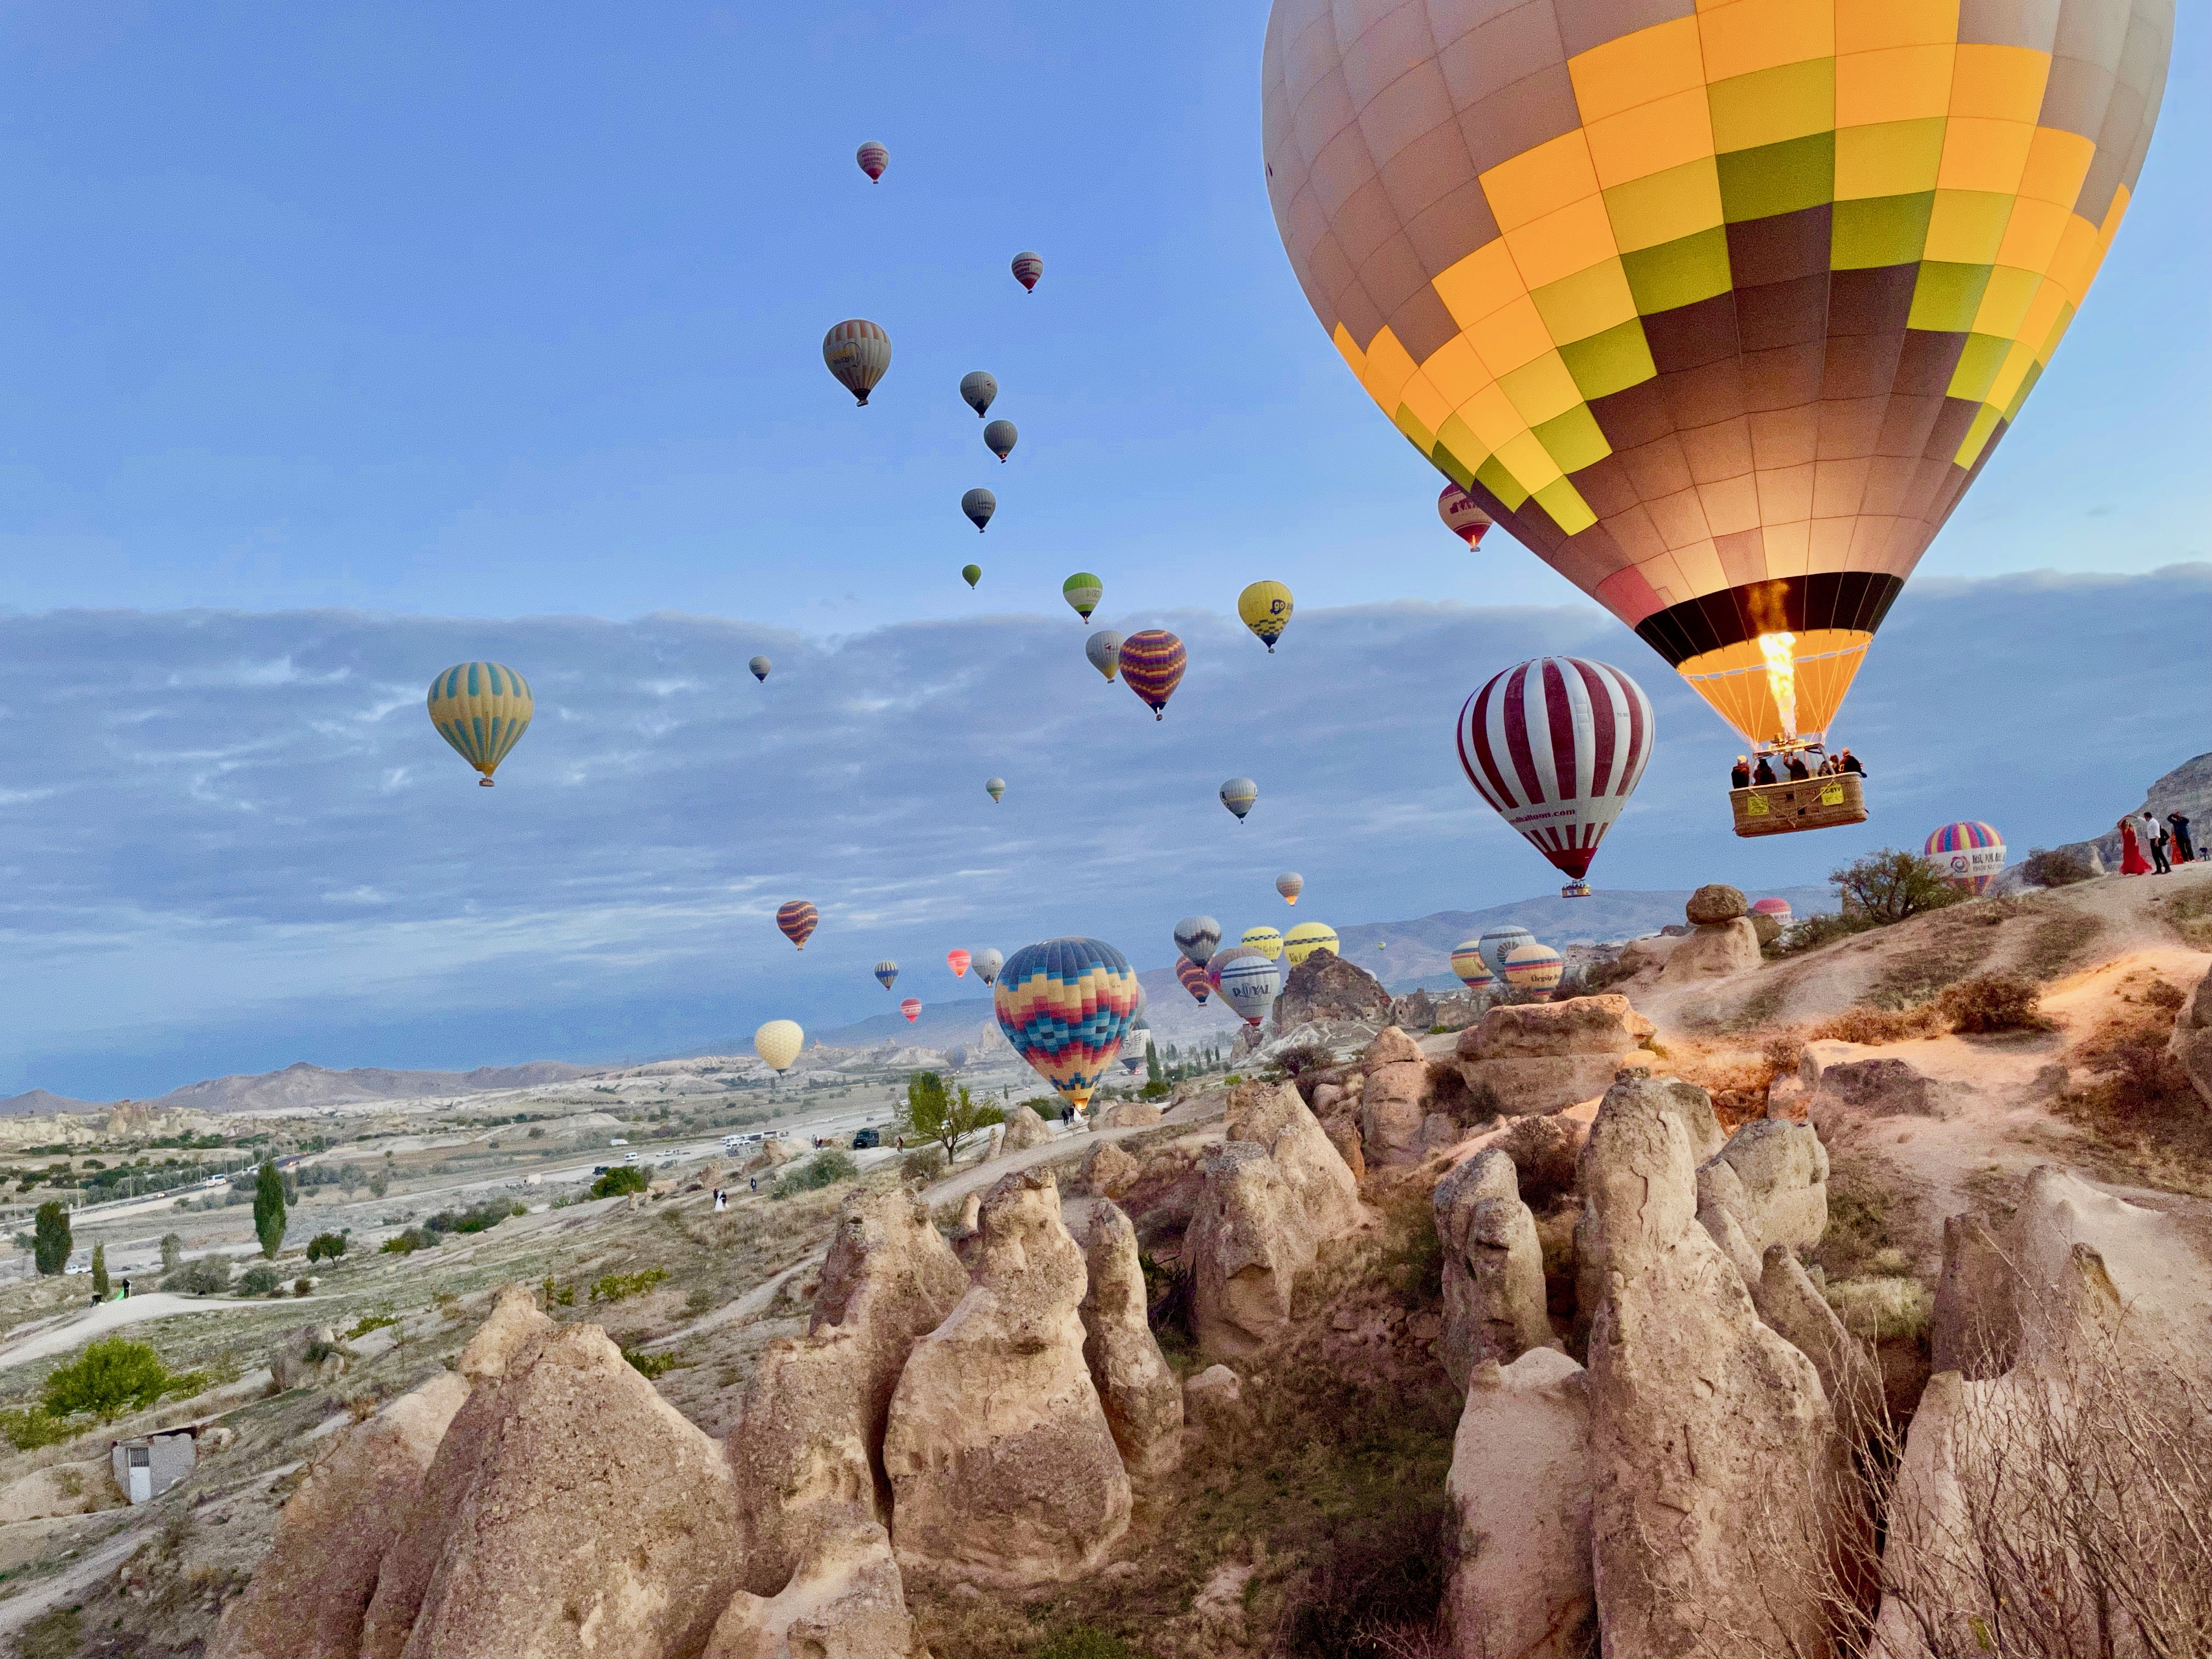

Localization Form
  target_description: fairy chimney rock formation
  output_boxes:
[1077,1199,1184,1480]
[1455,995,1658,1118]
[1660,884,1762,983]
[1361,1025,1436,1165]
[1433,1149,1553,1390]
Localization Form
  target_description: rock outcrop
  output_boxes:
[882,1169,1131,1584]
[702,1521,927,1659]
[1929,1212,2019,1379]
[1390,987,1437,1031]
[998,1104,1053,1151]
[211,1374,470,1659]
[1080,1139,1140,1199]
[1444,1348,1593,1659]
[1580,1074,1843,1657]
[1271,947,1391,1030]
[1188,1082,1364,1356]
[1694,1116,1829,1282]
[272,1324,346,1392]
[2172,960,2212,1109]
[1093,1099,1162,1129]
[1456,996,1657,1118]
[1433,1150,1552,1390]
[1798,1040,1965,1119]
[729,1191,968,1594]
[1077,1200,1183,1480]
[1182,1364,1245,1432]
[1658,884,1762,983]
[1361,1025,1435,1165]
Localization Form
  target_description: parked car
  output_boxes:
[850,1128,881,1150]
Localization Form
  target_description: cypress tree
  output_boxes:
[91,1242,109,1300]
[253,1160,287,1260]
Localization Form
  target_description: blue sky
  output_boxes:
[0,3,2204,1099]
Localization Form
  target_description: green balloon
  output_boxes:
[962,563,982,589]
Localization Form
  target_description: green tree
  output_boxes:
[1146,1041,1161,1086]
[159,1233,184,1273]
[253,1160,287,1259]
[43,1337,174,1422]
[1830,848,1967,925]
[894,1070,1002,1162]
[32,1202,70,1277]
[305,1232,347,1263]
[91,1243,109,1300]
[591,1166,650,1199]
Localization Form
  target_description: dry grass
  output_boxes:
[2020,910,2107,979]
[2160,882,2212,949]
[2052,980,2212,1197]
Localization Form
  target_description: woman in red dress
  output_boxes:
[2118,816,2152,875]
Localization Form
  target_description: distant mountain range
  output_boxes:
[1,1059,603,1118]
[0,1088,100,1118]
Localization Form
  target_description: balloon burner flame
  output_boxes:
[1758,631,1798,738]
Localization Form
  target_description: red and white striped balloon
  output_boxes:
[1456,657,1654,882]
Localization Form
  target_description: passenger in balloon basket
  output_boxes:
[1838,748,1866,778]
[1731,756,1752,789]
[1784,751,1813,782]
[1753,754,1778,786]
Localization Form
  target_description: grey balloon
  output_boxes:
[983,419,1018,462]
[973,947,1004,985]
[1220,777,1259,820]
[959,370,997,419]
[961,488,996,532]
[748,656,771,682]
[1173,915,1221,966]
[1085,629,1124,681]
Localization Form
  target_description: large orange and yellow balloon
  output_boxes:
[1263,1,2170,747]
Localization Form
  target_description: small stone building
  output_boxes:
[110,1427,197,1504]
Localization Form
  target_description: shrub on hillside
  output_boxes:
[1492,1114,1582,1211]
[590,1166,649,1199]
[2021,845,2096,888]
[1832,848,1967,924]
[238,1264,282,1296]
[43,1337,177,1422]
[590,1267,669,1304]
[771,1151,857,1199]
[425,1200,524,1235]
[0,1407,73,1451]
[380,1228,437,1255]
[1770,909,1880,956]
[899,1144,947,1184]
[160,1255,232,1296]
[1937,972,2053,1034]
[304,1232,347,1263]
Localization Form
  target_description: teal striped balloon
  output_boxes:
[427,662,534,786]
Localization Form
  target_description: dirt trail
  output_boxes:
[0,1293,330,1372]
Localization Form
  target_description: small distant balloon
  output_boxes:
[962,488,996,532]
[426,662,533,787]
[1085,630,1124,682]
[1011,251,1043,292]
[947,949,972,978]
[960,371,997,418]
[776,900,819,951]
[962,563,982,589]
[1063,573,1103,622]
[754,1019,804,1074]
[1275,872,1303,906]
[984,419,1018,462]
[1220,777,1258,821]
[874,960,900,991]
[1438,483,1493,550]
[1120,630,1185,720]
[855,140,888,181]
[749,656,772,682]
[985,777,1006,803]
[822,319,891,406]
[900,997,922,1024]
[1173,915,1221,966]
[1240,926,1283,962]
[1175,956,1212,1005]
[973,947,1003,985]
[1237,581,1294,653]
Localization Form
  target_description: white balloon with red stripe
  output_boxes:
[1455,656,1655,883]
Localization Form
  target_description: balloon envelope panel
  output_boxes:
[1174,915,1221,965]
[1217,952,1284,1023]
[1479,926,1536,977]
[1458,657,1655,882]
[1175,956,1214,1003]
[1262,0,2172,743]
[993,938,1141,1109]
[1502,943,1565,991]
[1241,926,1284,961]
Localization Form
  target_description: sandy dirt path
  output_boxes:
[0,1293,328,1372]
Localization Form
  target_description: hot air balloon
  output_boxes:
[1275,872,1303,906]
[960,371,997,417]
[822,319,891,407]
[1011,251,1043,292]
[1217,950,1284,1027]
[1085,630,1124,682]
[1237,580,1294,653]
[985,777,1006,803]
[1283,922,1339,968]
[1121,1048,1147,1076]
[1219,777,1257,821]
[947,949,972,979]
[1206,943,1260,991]
[1449,941,1496,991]
[1458,658,1654,888]
[946,1045,969,1070]
[1926,822,2008,895]
[426,662,533,787]
[874,960,900,991]
[754,1019,804,1074]
[1120,630,1185,720]
[961,488,995,532]
[1479,927,1534,979]
[1263,1,2170,778]
[776,900,818,950]
[1751,898,1795,928]
[1173,915,1221,966]
[1241,926,1283,962]
[1501,943,1565,994]
[1438,484,1493,551]
[855,141,888,182]
[1063,573,1103,622]
[973,947,1004,986]
[984,419,1018,462]
[1175,956,1213,1005]
[749,656,771,682]
[993,936,1141,1113]
[962,564,982,589]
[900,997,922,1024]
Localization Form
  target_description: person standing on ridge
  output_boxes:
[2144,811,2172,874]
[2170,811,2197,864]
[2118,817,2152,874]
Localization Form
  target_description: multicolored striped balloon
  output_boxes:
[1925,821,2007,895]
[900,997,922,1024]
[1448,940,1494,991]
[822,319,891,406]
[1457,657,1654,883]
[1283,922,1339,967]
[993,937,1141,1112]
[427,662,533,787]
[1120,629,1185,720]
[1500,943,1564,992]
[1175,956,1212,1005]
[775,900,818,951]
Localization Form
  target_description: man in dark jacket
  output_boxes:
[2169,812,2197,864]
[1838,749,1866,777]
[1731,757,1752,789]
[1753,754,1778,786]
[1784,752,1812,781]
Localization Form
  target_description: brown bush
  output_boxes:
[1935,972,2053,1034]
[1809,1005,1944,1046]
[2020,845,2096,887]
[1491,1114,1581,1210]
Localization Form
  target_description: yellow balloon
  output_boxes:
[1240,926,1283,962]
[1237,580,1294,653]
[427,662,533,786]
[1283,921,1340,968]
[754,1019,804,1074]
